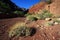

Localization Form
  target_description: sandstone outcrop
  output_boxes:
[29,0,60,16]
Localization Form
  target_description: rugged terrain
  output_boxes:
[29,0,60,16]
[0,18,60,40]
[0,0,60,40]
[0,0,28,19]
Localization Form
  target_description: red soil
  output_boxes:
[0,18,60,40]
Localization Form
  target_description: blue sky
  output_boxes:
[11,0,41,9]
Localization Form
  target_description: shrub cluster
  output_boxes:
[44,21,54,26]
[39,10,53,20]
[54,19,60,24]
[13,11,25,17]
[26,10,53,21]
[8,23,36,38]
[26,15,37,21]
[45,0,52,4]
[0,1,10,9]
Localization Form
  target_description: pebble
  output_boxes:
[53,36,55,39]
[54,22,59,25]
[45,18,52,21]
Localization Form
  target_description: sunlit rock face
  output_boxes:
[29,0,60,16]
[50,0,60,16]
[28,2,47,14]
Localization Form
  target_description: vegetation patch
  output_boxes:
[8,22,36,38]
[13,10,25,17]
[54,19,60,24]
[25,13,31,17]
[46,0,52,4]
[0,1,10,9]
[44,21,54,26]
[35,10,53,20]
[26,15,37,21]
[26,10,53,21]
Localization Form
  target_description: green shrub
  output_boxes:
[44,21,54,26]
[34,10,53,20]
[0,1,9,9]
[54,19,60,24]
[9,23,30,38]
[26,15,37,21]
[8,23,36,38]
[26,10,53,20]
[14,11,25,16]
[34,14,42,20]
[46,0,52,4]
[9,26,31,38]
[43,12,52,19]
[25,13,31,17]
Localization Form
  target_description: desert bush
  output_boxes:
[8,23,36,38]
[0,1,9,9]
[46,0,52,4]
[54,19,60,24]
[43,12,52,19]
[34,10,53,20]
[26,10,53,20]
[34,14,42,20]
[26,15,37,21]
[25,13,31,17]
[44,21,54,26]
[14,11,25,17]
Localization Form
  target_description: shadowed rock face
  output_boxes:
[29,0,60,16]
[0,0,28,19]
[0,0,27,13]
[0,0,18,10]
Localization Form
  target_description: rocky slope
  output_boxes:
[29,0,60,16]
[0,0,60,40]
[50,0,60,16]
[0,18,60,40]
[29,2,47,14]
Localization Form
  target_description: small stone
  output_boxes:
[53,36,55,39]
[37,25,40,27]
[45,18,52,21]
[54,22,59,25]
[50,28,52,30]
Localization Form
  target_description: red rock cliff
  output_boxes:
[28,2,47,14]
[29,0,60,16]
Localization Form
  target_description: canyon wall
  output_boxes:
[29,0,60,16]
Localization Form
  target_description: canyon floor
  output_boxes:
[0,17,60,40]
